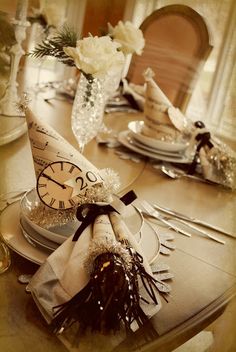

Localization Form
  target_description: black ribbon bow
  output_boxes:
[72,190,137,241]
[188,121,214,175]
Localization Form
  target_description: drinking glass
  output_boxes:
[71,73,106,153]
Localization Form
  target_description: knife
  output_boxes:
[153,203,234,238]
[167,217,225,244]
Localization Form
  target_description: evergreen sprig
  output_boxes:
[29,26,78,67]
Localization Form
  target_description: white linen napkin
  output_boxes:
[29,212,162,329]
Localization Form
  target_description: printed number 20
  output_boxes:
[75,171,100,191]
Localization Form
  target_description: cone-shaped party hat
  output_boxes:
[142,68,187,140]
[25,108,100,177]
[25,108,104,208]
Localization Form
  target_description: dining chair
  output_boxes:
[127,4,213,112]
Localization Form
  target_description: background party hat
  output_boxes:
[142,68,187,140]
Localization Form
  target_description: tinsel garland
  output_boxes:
[206,142,236,189]
[188,121,236,189]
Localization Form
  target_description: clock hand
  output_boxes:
[42,173,66,189]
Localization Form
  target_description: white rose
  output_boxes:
[40,0,66,28]
[64,36,125,78]
[109,21,145,55]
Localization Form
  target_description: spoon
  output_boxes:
[160,165,215,185]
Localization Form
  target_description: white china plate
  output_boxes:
[0,202,48,265]
[20,213,78,245]
[21,212,141,252]
[118,131,192,164]
[20,189,144,244]
[0,116,27,146]
[128,121,188,152]
[0,202,160,266]
[127,134,184,158]
[20,217,58,252]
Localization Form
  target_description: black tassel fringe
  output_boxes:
[51,249,161,336]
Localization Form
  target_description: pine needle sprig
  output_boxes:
[29,26,78,67]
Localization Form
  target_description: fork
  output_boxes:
[137,200,191,237]
[139,200,225,244]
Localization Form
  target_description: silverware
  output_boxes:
[160,164,232,190]
[160,165,218,185]
[153,203,233,238]
[137,201,191,237]
[167,216,225,244]
[139,201,225,244]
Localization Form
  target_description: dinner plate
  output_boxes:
[20,217,59,252]
[20,216,142,253]
[118,131,192,164]
[20,189,144,244]
[20,223,54,254]
[128,121,188,152]
[0,202,48,265]
[0,202,160,266]
[127,134,184,158]
[20,188,78,244]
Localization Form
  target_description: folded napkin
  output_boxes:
[29,195,161,337]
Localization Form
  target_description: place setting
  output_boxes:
[118,121,190,164]
[115,68,236,191]
[1,2,236,352]
[1,102,230,340]
[0,104,180,348]
[0,110,233,352]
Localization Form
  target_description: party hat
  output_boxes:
[143,68,172,122]
[142,68,186,140]
[25,108,103,202]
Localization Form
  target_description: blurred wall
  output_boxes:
[82,0,126,36]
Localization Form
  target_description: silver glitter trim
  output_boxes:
[206,141,236,189]
[16,92,31,114]
[84,238,132,274]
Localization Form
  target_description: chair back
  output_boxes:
[127,5,213,112]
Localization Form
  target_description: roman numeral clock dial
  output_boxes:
[36,161,82,210]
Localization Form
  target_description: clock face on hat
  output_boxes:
[37,161,82,210]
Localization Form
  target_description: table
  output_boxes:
[0,95,235,352]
